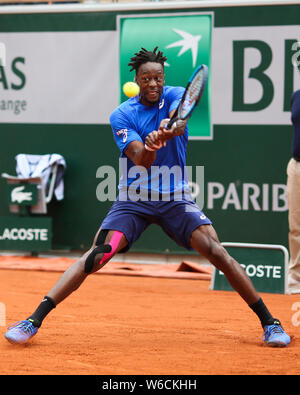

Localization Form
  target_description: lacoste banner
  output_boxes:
[0,31,118,124]
[0,216,52,251]
[119,14,212,139]
[210,243,289,294]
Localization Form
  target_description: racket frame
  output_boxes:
[167,64,208,129]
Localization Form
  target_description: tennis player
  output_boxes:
[5,47,290,347]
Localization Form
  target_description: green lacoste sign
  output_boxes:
[210,243,289,294]
[0,216,52,251]
[7,183,38,206]
[119,14,212,139]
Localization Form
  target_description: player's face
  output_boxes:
[136,62,165,106]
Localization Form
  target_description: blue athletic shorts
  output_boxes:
[101,197,212,252]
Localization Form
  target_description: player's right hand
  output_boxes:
[145,130,166,151]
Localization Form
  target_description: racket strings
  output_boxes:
[181,70,204,117]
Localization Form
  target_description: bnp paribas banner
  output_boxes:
[0,31,118,124]
[119,14,212,140]
[213,25,300,125]
[119,15,300,135]
[1,18,300,129]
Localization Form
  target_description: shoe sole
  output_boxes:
[5,333,35,345]
[5,335,24,345]
[265,341,290,347]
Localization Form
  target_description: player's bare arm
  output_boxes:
[144,113,187,150]
[125,140,157,169]
[126,117,176,168]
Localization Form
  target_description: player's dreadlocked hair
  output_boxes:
[128,47,167,73]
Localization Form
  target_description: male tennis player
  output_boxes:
[5,47,290,347]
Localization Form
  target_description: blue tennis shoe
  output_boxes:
[262,320,290,347]
[5,320,39,344]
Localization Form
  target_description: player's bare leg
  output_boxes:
[190,224,291,346]
[47,229,128,305]
[190,224,259,305]
[4,229,128,344]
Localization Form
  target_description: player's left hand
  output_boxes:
[159,118,186,141]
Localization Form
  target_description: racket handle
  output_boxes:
[165,120,176,130]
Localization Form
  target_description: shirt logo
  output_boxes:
[116,128,128,143]
[159,98,164,110]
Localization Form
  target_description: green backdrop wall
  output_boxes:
[0,2,296,254]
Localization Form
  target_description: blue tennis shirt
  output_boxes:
[110,86,191,198]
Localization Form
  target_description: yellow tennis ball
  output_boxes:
[123,81,140,97]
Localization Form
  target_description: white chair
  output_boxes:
[1,153,65,215]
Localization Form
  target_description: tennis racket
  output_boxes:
[166,64,208,129]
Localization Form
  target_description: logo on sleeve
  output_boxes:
[116,128,128,143]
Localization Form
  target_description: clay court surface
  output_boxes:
[0,260,300,375]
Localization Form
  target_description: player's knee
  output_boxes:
[84,244,112,274]
[206,241,229,269]
[84,229,123,274]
